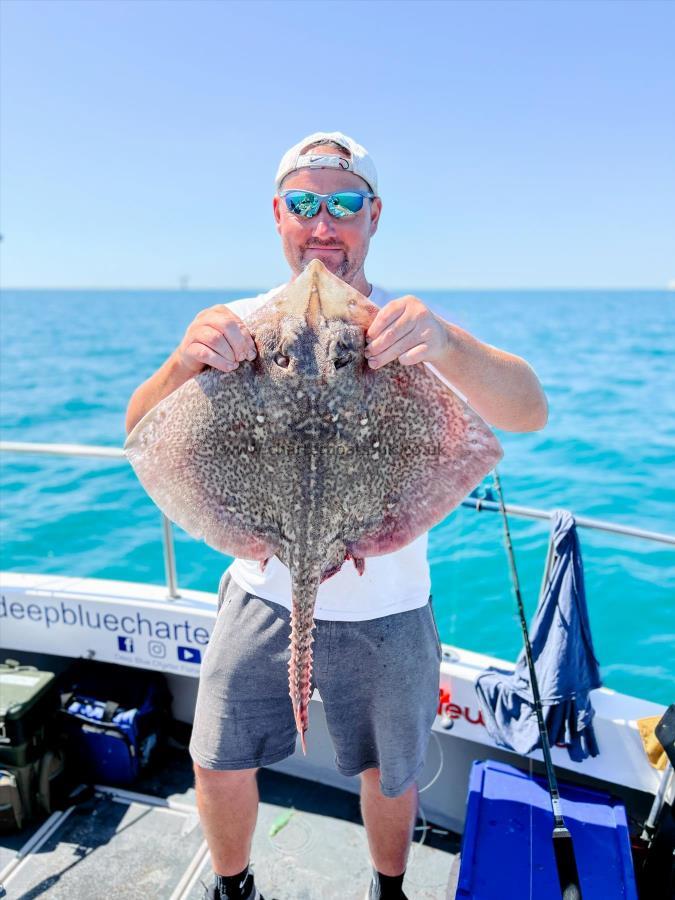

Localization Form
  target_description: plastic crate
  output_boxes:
[456,760,637,899]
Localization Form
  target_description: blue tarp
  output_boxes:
[476,509,602,761]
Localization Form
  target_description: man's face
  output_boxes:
[273,165,382,285]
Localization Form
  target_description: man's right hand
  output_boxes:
[174,305,258,376]
[125,304,257,434]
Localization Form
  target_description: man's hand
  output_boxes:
[364,294,548,432]
[175,305,257,377]
[364,295,448,369]
[125,304,257,434]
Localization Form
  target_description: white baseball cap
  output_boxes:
[275,131,378,194]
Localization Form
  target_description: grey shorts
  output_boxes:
[189,572,442,798]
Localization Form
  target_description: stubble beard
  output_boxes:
[296,241,366,285]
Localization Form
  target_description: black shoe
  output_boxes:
[202,872,264,900]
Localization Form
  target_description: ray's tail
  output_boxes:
[288,577,320,754]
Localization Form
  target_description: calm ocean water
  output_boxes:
[1,289,673,705]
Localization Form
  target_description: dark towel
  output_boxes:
[476,509,602,761]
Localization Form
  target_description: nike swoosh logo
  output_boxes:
[308,154,350,170]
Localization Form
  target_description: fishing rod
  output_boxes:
[492,467,582,900]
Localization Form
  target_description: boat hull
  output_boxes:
[0,571,668,831]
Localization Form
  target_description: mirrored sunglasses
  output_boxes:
[279,189,375,219]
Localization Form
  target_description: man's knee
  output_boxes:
[193,763,259,788]
[360,767,417,800]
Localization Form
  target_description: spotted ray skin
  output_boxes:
[125,260,503,750]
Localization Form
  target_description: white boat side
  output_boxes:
[1,570,668,832]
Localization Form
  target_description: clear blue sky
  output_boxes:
[1,0,673,289]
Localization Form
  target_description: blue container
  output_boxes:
[457,760,637,899]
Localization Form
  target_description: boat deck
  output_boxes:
[0,744,460,900]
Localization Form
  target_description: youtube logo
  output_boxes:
[177,646,201,664]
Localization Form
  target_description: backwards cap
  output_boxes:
[275,131,378,194]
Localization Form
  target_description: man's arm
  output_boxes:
[125,305,257,434]
[364,296,548,433]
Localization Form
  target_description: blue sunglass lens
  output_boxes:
[327,193,365,216]
[284,192,320,217]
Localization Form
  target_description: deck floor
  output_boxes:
[0,746,460,900]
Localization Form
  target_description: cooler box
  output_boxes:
[0,661,59,766]
[456,760,637,899]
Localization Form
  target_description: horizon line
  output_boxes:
[2,284,672,292]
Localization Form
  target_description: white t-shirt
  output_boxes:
[224,282,433,621]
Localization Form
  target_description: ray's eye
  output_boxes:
[333,340,353,370]
[334,354,352,370]
[274,352,290,369]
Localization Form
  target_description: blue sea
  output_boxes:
[1,289,673,705]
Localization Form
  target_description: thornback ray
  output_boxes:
[124,259,503,750]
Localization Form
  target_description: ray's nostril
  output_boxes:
[274,352,291,368]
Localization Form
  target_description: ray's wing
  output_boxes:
[344,363,502,558]
[124,365,281,560]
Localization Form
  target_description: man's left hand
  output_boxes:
[364,296,449,369]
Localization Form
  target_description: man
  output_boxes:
[125,131,548,900]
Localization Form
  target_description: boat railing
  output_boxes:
[1,441,179,600]
[1,440,674,601]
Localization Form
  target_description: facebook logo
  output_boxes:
[118,636,134,653]
[177,646,201,664]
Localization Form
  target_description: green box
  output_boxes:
[0,661,59,767]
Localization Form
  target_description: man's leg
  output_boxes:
[316,603,440,895]
[190,576,300,892]
[194,765,259,876]
[359,768,418,875]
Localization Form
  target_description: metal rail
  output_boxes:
[2,441,674,603]
[460,497,675,546]
[0,440,179,599]
[0,441,125,460]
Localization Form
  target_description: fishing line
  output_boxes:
[529,756,534,900]
[492,467,582,900]
[418,730,444,794]
[415,731,444,855]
